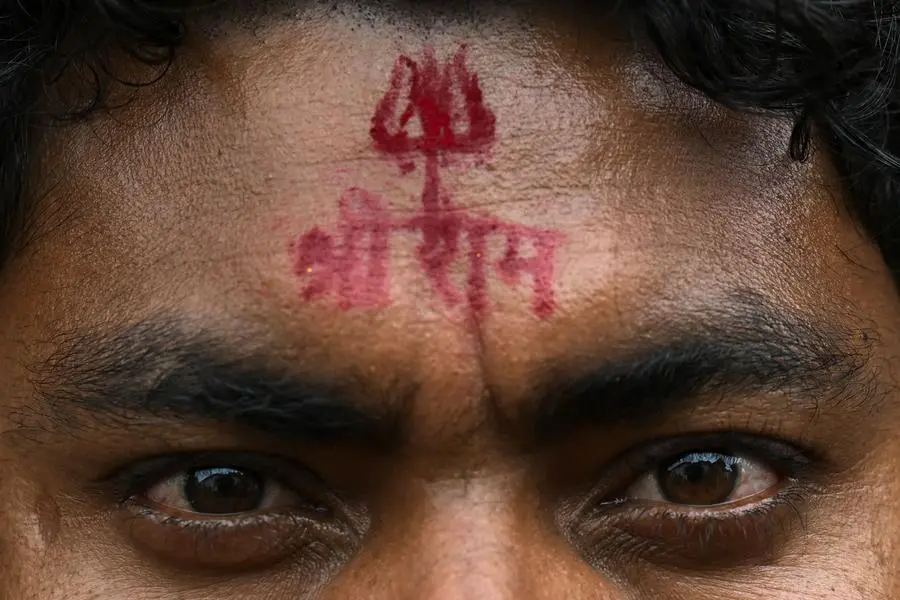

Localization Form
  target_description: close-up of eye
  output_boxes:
[112,453,360,571]
[141,464,307,517]
[623,450,779,507]
[568,435,816,569]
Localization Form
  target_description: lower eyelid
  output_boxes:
[134,484,327,523]
[570,485,812,570]
[118,499,357,571]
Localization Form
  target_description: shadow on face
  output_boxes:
[0,1,899,598]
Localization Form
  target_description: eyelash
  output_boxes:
[109,451,325,506]
[569,431,821,568]
[105,434,820,572]
[607,431,815,495]
[106,452,356,571]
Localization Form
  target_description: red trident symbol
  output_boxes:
[370,45,497,163]
[369,46,499,309]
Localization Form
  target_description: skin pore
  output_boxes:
[1,1,900,598]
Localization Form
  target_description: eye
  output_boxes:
[624,450,779,506]
[144,465,311,517]
[111,453,361,572]
[567,435,816,569]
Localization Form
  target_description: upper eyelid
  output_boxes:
[104,434,814,509]
[105,451,327,503]
[583,431,813,505]
[621,432,810,471]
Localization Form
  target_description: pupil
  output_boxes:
[184,467,265,514]
[657,452,739,506]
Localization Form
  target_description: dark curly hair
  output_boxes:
[2,0,900,277]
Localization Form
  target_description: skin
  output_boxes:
[1,1,899,598]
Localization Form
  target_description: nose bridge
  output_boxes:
[401,476,531,600]
[419,480,520,599]
[326,472,625,600]
[340,473,618,600]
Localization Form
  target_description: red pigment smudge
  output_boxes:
[291,188,392,309]
[464,219,497,317]
[370,44,499,315]
[292,227,335,302]
[415,158,465,307]
[290,45,562,319]
[495,223,562,319]
[370,46,496,158]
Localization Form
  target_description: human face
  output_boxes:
[1,2,898,598]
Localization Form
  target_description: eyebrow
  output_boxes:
[29,320,406,448]
[530,294,879,440]
[27,294,878,448]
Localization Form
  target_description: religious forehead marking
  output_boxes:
[289,46,563,319]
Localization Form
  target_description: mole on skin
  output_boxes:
[289,46,564,320]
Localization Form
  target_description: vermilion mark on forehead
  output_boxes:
[289,45,563,319]
[370,46,497,157]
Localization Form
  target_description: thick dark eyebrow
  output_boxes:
[531,295,880,440]
[24,296,880,449]
[28,320,405,448]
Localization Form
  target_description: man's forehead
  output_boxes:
[6,6,881,351]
